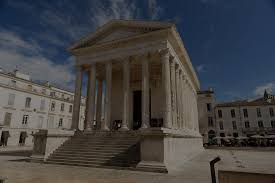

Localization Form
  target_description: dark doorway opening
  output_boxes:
[133,90,142,130]
[19,131,27,146]
[0,131,9,146]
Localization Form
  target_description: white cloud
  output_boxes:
[253,83,275,96]
[0,29,75,90]
[196,64,206,73]
[1,0,164,90]
[148,0,162,20]
[89,0,140,27]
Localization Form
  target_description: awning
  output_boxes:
[236,136,248,140]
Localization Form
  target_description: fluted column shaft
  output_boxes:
[178,70,183,129]
[102,62,112,131]
[96,80,103,129]
[141,54,150,129]
[86,65,96,131]
[175,64,180,129]
[121,59,130,130]
[71,66,83,130]
[170,58,177,129]
[161,49,172,128]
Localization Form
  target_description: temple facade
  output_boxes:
[70,20,200,134]
[32,20,203,173]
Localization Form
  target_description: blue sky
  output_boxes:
[0,0,275,102]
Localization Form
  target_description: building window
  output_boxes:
[233,133,238,137]
[256,108,262,118]
[271,121,275,128]
[8,93,15,106]
[258,121,264,128]
[231,109,236,118]
[69,105,73,113]
[4,112,12,126]
[219,121,224,130]
[25,97,31,108]
[232,121,237,130]
[220,133,225,137]
[270,108,274,117]
[245,121,250,128]
[208,117,213,127]
[22,115,29,125]
[243,109,248,118]
[40,99,45,111]
[58,118,63,127]
[206,103,212,112]
[218,110,223,118]
[50,101,55,111]
[61,103,65,112]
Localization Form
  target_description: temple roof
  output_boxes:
[68,20,175,51]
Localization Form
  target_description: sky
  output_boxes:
[0,0,275,102]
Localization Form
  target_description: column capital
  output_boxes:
[159,48,171,59]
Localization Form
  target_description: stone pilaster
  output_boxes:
[71,66,83,130]
[141,54,150,129]
[86,65,96,131]
[160,49,172,128]
[102,62,112,131]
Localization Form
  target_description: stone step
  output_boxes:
[69,138,138,142]
[47,157,131,165]
[45,160,132,168]
[47,132,140,169]
[50,152,126,159]
[64,141,137,146]
[56,146,130,151]
[54,148,127,154]
[49,155,129,162]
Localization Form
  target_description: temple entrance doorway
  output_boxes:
[133,90,142,130]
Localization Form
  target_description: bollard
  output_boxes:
[210,156,221,183]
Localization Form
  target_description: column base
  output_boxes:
[119,125,129,131]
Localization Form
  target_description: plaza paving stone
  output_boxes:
[0,149,274,183]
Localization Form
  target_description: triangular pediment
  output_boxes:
[69,20,175,51]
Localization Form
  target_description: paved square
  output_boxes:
[0,149,274,183]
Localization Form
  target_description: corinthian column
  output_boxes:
[71,66,83,130]
[141,54,150,129]
[170,57,177,129]
[175,64,180,129]
[96,79,103,129]
[86,65,96,131]
[102,62,112,131]
[121,59,130,131]
[161,49,172,128]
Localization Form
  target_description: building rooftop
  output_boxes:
[216,94,275,107]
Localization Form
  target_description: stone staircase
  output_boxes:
[46,131,141,169]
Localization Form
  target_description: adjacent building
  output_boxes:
[0,69,86,146]
[198,90,275,143]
